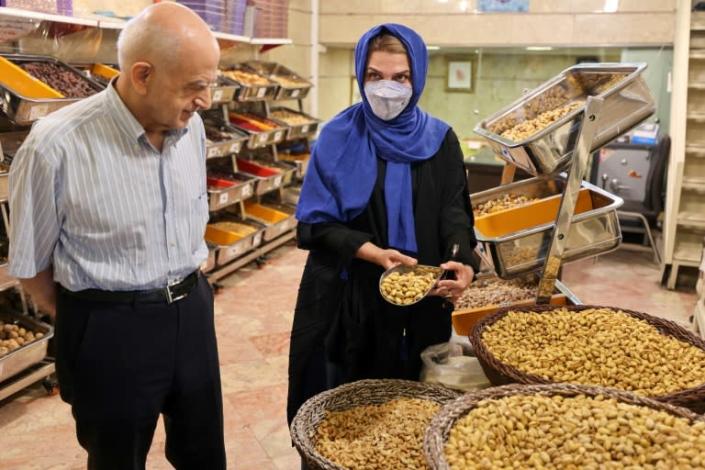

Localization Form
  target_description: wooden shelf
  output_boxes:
[688,112,705,122]
[687,144,705,157]
[690,82,705,90]
[678,211,705,230]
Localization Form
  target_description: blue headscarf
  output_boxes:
[295,23,450,254]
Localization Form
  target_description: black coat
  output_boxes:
[287,129,478,424]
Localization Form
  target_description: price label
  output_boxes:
[301,125,310,134]
[212,89,224,103]
[229,142,241,154]
[219,192,229,205]
[257,87,267,99]
[207,147,219,159]
[242,184,253,198]
[274,176,283,187]
[291,89,300,98]
[253,232,263,246]
[274,131,284,141]
[258,133,268,144]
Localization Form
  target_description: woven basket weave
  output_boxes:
[424,383,705,470]
[290,379,462,470]
[470,304,705,412]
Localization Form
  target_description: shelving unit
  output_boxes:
[202,91,314,281]
[663,4,705,289]
[0,6,293,47]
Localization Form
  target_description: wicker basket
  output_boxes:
[290,379,462,470]
[424,383,705,470]
[471,304,705,412]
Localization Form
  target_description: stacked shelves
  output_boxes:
[665,8,705,289]
[201,61,318,282]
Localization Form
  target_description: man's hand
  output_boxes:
[356,242,417,270]
[19,267,57,318]
[429,261,474,304]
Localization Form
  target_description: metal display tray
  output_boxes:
[474,63,655,176]
[245,61,312,100]
[0,54,105,125]
[213,218,265,266]
[0,167,8,202]
[210,77,239,105]
[265,160,297,186]
[205,127,250,159]
[243,126,287,149]
[247,201,297,241]
[220,65,279,102]
[207,172,257,211]
[472,176,623,278]
[203,246,217,273]
[269,107,320,140]
[0,311,53,384]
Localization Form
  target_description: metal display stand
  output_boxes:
[536,97,604,303]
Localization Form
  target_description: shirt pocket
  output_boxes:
[190,192,209,253]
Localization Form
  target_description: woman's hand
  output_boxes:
[356,242,417,270]
[430,261,474,304]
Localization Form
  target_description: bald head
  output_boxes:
[117,3,219,71]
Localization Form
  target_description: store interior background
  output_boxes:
[2,1,704,469]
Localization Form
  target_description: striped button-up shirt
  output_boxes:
[8,83,209,291]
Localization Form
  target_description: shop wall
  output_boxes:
[319,0,676,47]
[620,48,674,131]
[318,46,354,121]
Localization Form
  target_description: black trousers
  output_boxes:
[55,274,226,470]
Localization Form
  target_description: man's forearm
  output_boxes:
[19,267,57,317]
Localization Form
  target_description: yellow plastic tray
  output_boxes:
[205,222,256,246]
[244,202,290,224]
[91,63,119,81]
[474,188,594,238]
[0,56,64,99]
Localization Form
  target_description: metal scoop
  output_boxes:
[379,244,459,307]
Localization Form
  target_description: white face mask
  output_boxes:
[364,80,413,121]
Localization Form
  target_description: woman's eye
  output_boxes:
[395,75,409,83]
[367,72,381,80]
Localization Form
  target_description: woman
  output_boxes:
[287,23,479,425]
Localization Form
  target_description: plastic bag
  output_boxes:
[420,341,491,392]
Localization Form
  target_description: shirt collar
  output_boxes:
[105,79,190,146]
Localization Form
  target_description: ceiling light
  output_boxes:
[603,0,619,13]
[459,0,468,12]
[427,46,440,50]
[526,46,553,51]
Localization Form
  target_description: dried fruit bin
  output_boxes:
[472,175,623,278]
[269,107,320,140]
[451,275,580,337]
[244,201,296,241]
[265,160,297,186]
[471,304,705,412]
[279,152,310,178]
[207,172,256,211]
[424,383,705,470]
[0,54,104,125]
[205,217,264,265]
[205,123,250,159]
[245,60,312,100]
[219,64,278,101]
[474,63,655,176]
[0,311,53,384]
[0,161,10,202]
[236,158,285,195]
[229,112,287,149]
[210,76,239,105]
[291,379,461,470]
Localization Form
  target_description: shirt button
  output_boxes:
[170,243,176,248]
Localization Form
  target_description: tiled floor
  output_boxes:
[0,243,698,469]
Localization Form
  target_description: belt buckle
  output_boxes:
[165,279,187,304]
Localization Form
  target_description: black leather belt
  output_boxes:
[60,271,200,304]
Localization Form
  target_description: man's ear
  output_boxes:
[130,61,153,96]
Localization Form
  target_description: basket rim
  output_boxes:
[470,304,705,403]
[290,378,462,470]
[424,382,705,470]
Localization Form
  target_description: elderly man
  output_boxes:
[8,3,226,469]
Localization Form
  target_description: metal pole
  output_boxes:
[536,96,604,303]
